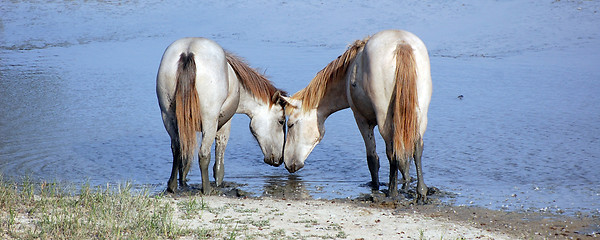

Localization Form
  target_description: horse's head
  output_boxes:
[280,96,324,173]
[249,92,286,167]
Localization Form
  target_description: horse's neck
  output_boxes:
[316,74,350,118]
[236,82,268,118]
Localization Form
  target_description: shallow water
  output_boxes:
[1,1,599,216]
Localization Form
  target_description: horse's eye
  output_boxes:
[288,123,294,129]
[278,120,285,125]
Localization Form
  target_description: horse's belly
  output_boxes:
[349,83,377,122]
[217,99,238,128]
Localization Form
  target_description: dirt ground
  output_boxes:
[169,184,599,239]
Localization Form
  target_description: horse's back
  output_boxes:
[157,37,231,118]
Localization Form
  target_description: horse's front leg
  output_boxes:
[354,113,379,190]
[414,138,428,203]
[214,119,232,187]
[199,121,218,194]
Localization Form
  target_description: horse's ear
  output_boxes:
[279,95,298,109]
[271,90,282,104]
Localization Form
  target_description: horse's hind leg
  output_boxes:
[163,112,181,193]
[167,141,180,193]
[214,119,232,187]
[179,152,192,187]
[414,138,428,203]
[384,140,404,198]
[354,113,380,189]
[399,156,411,192]
[199,120,218,194]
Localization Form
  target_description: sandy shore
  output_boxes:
[165,194,598,239]
[168,195,506,239]
[1,179,597,239]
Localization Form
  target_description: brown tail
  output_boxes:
[174,52,201,161]
[392,44,419,160]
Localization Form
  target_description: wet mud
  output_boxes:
[390,203,600,240]
[168,177,313,200]
[165,181,252,199]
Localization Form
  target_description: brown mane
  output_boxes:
[291,37,369,111]
[225,52,287,106]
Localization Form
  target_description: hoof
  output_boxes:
[167,181,177,193]
[411,191,428,205]
[387,188,399,199]
[179,180,189,187]
[368,181,380,190]
[215,180,223,188]
[201,185,212,195]
[413,196,428,205]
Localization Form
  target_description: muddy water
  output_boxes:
[1,1,599,216]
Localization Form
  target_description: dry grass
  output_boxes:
[0,175,319,239]
[0,175,192,239]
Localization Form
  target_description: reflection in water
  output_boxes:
[262,175,311,200]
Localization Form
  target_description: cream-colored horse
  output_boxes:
[281,30,432,201]
[157,37,286,194]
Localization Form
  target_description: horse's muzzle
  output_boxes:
[264,155,283,167]
[285,161,304,173]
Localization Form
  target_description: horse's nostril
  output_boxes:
[265,155,283,167]
[285,162,302,173]
[285,163,294,173]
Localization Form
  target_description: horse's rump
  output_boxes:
[175,52,202,160]
[392,44,419,159]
